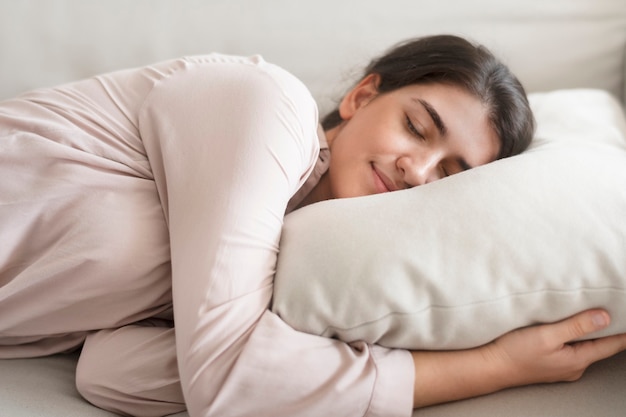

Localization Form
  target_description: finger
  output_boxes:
[571,333,626,363]
[548,309,610,344]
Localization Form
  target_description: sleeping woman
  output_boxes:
[1,34,625,417]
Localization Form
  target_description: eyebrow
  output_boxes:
[417,98,447,137]
[415,98,474,171]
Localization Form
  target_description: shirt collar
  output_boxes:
[285,125,330,214]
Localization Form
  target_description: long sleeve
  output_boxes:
[138,55,414,417]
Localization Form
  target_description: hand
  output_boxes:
[484,309,626,387]
[411,309,626,408]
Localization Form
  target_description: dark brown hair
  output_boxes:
[321,35,535,159]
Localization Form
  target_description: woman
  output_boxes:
[0,35,624,417]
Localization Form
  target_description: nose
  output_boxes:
[397,151,442,187]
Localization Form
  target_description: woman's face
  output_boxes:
[325,74,500,199]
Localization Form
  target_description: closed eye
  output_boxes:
[406,116,425,140]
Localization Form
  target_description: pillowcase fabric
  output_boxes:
[271,89,626,350]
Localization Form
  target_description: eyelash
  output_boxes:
[406,116,425,140]
[406,115,452,177]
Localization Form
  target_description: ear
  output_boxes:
[338,73,380,120]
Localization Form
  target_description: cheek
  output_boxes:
[327,159,365,199]
[327,160,350,199]
[470,132,500,165]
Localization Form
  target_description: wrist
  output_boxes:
[477,342,518,391]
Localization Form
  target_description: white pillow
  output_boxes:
[271,89,626,350]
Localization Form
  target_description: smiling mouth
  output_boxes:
[371,164,397,193]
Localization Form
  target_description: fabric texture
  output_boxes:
[272,89,626,350]
[2,350,625,417]
[0,55,413,417]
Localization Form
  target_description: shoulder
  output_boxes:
[140,54,319,143]
[180,54,316,114]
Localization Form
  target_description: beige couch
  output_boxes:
[1,1,625,416]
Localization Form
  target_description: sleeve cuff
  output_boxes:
[367,346,414,417]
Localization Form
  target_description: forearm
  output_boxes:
[138,55,416,416]
[411,347,506,408]
[411,309,626,409]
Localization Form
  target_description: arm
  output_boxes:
[135,56,626,416]
[411,309,626,408]
[139,55,414,417]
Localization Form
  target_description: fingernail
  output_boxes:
[592,312,608,328]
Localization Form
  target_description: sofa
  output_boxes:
[1,1,625,416]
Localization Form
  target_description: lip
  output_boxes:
[371,164,398,193]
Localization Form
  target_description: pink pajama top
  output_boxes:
[0,54,413,416]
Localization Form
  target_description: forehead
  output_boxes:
[399,83,500,164]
